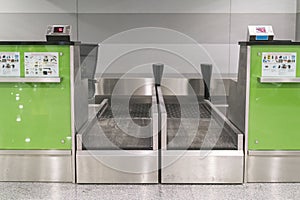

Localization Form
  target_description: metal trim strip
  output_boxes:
[70,45,76,183]
[0,77,61,83]
[248,151,300,156]
[0,150,71,155]
[156,87,167,150]
[258,77,300,83]
[244,46,251,183]
[76,150,157,156]
[162,150,244,156]
[152,86,159,151]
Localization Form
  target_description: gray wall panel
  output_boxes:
[78,13,230,44]
[297,13,300,41]
[296,0,300,41]
[0,0,76,13]
[231,0,296,13]
[230,13,296,44]
[97,44,230,74]
[203,44,230,74]
[0,14,77,41]
[78,0,230,13]
[78,13,230,74]
[229,44,239,74]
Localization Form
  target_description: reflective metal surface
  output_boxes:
[152,88,159,151]
[80,44,98,99]
[200,64,212,100]
[80,44,98,80]
[162,150,244,183]
[247,151,300,182]
[228,44,248,133]
[0,151,72,182]
[77,151,158,183]
[94,78,205,97]
[96,78,154,96]
[158,87,168,151]
[74,45,89,133]
[249,151,300,156]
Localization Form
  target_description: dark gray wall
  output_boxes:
[297,0,300,41]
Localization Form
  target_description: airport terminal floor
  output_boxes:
[0,182,298,200]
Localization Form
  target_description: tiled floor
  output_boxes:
[0,183,299,200]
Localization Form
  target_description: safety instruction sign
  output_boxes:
[24,52,59,77]
[0,52,20,76]
[262,52,296,77]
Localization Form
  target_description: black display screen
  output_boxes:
[53,27,64,33]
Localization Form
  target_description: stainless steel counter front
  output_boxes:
[157,87,244,183]
[76,88,159,183]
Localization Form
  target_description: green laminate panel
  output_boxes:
[0,45,71,149]
[249,45,300,150]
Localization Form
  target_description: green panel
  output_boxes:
[0,45,71,150]
[248,45,300,150]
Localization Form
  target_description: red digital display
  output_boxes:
[53,27,64,33]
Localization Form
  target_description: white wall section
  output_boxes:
[0,0,297,75]
[0,14,77,41]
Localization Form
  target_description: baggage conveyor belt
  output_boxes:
[81,99,237,151]
[164,100,237,151]
[82,102,154,150]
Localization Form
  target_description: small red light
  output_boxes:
[54,27,64,33]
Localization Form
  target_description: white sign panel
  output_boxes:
[24,52,59,77]
[0,52,20,77]
[262,52,296,77]
[248,25,274,36]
